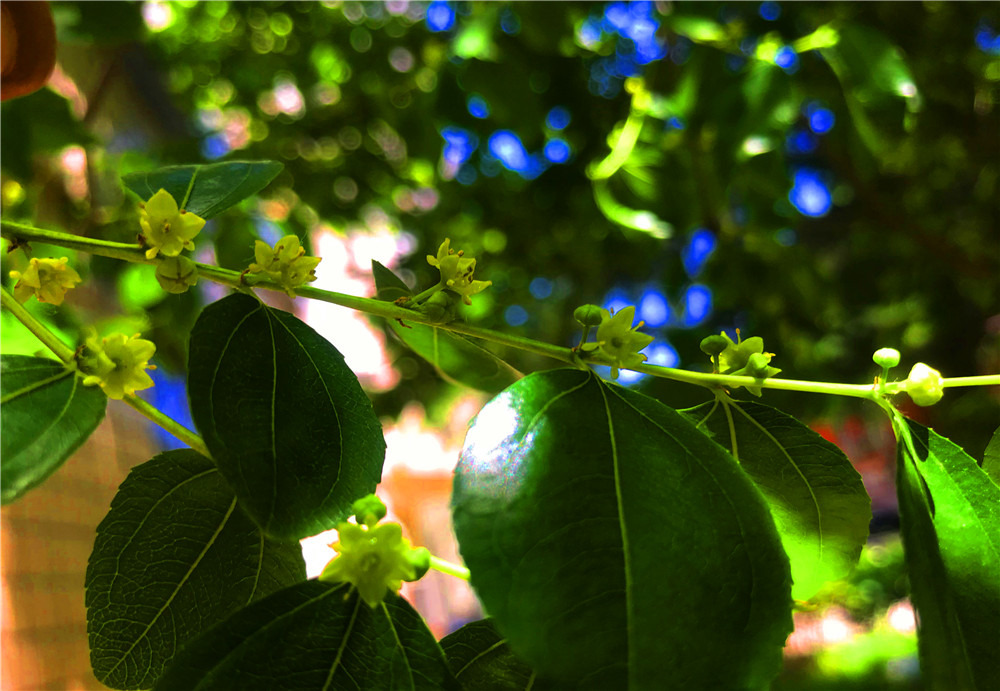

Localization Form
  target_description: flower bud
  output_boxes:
[905,363,943,406]
[872,348,901,369]
[699,334,729,357]
[351,494,387,528]
[155,256,198,294]
[574,304,604,327]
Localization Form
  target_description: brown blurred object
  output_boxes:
[1,1,56,102]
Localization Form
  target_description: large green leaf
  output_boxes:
[187,292,385,540]
[154,581,460,691]
[983,426,1000,486]
[86,450,306,690]
[895,417,1000,691]
[0,354,107,503]
[681,397,871,600]
[439,619,538,691]
[372,261,521,394]
[452,369,793,690]
[121,161,283,219]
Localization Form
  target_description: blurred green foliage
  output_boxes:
[1,1,997,449]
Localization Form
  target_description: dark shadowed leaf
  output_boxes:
[440,619,538,691]
[895,417,1000,691]
[122,161,283,219]
[681,397,871,600]
[187,292,385,539]
[1,354,106,503]
[452,369,792,690]
[372,261,521,394]
[86,450,305,690]
[155,581,460,691]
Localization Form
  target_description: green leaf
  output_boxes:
[154,581,460,691]
[0,354,106,504]
[86,450,306,690]
[452,370,792,690]
[680,397,871,600]
[440,619,539,691]
[983,426,1000,486]
[187,293,385,540]
[372,261,521,394]
[121,161,284,219]
[895,417,1000,691]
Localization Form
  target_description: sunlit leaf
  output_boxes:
[983,426,1000,486]
[86,450,306,689]
[187,292,385,540]
[372,261,521,394]
[122,161,284,219]
[1,354,106,503]
[452,369,792,689]
[895,417,1000,691]
[681,397,871,600]
[154,582,460,690]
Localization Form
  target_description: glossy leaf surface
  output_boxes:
[188,293,385,539]
[86,450,306,690]
[373,261,521,394]
[0,354,106,503]
[452,369,793,690]
[440,619,538,691]
[155,581,460,691]
[681,397,871,600]
[896,418,1000,691]
[122,161,283,219]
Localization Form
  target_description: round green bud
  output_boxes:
[872,348,901,369]
[351,494,387,527]
[700,334,729,357]
[905,363,944,407]
[404,547,432,582]
[155,256,198,294]
[573,304,604,327]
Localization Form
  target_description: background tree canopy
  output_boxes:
[1,0,997,452]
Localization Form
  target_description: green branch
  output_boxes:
[4,220,998,400]
[0,286,76,362]
[429,555,470,581]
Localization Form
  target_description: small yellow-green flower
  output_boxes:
[139,189,206,260]
[79,332,157,400]
[581,306,654,380]
[905,363,943,406]
[246,234,321,297]
[426,238,491,305]
[9,257,81,305]
[155,256,199,294]
[319,521,428,608]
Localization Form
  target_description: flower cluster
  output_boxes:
[8,257,81,305]
[701,331,781,396]
[139,189,205,260]
[580,305,654,379]
[426,238,491,305]
[319,495,431,608]
[78,332,157,400]
[246,234,321,297]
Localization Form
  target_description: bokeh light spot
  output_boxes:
[529,277,553,299]
[638,288,670,328]
[467,94,490,119]
[543,139,571,164]
[682,284,713,327]
[682,228,716,278]
[504,305,529,326]
[546,106,571,130]
[789,169,833,217]
[426,1,455,32]
[758,2,781,21]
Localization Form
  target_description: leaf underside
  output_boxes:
[86,450,306,690]
[155,581,460,691]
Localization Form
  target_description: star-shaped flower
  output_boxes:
[247,234,321,297]
[139,189,206,260]
[78,332,157,400]
[8,257,81,305]
[426,238,491,305]
[582,306,654,379]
